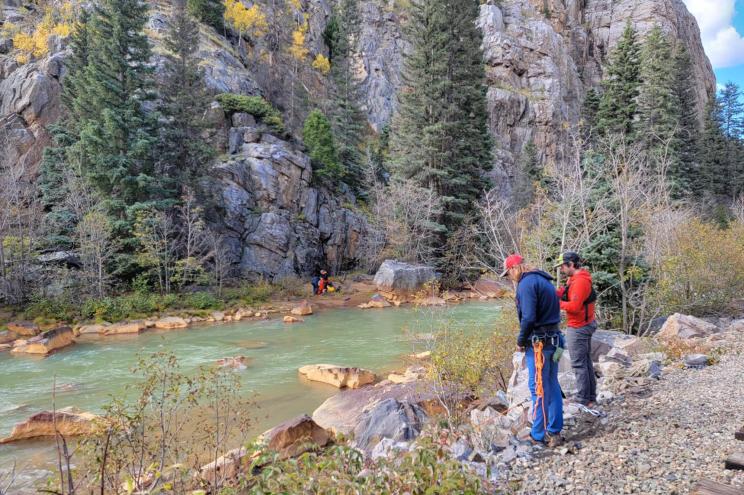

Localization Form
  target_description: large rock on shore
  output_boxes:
[373,260,438,301]
[657,313,718,342]
[591,330,646,361]
[0,330,16,344]
[261,414,330,459]
[153,316,188,329]
[11,326,74,355]
[198,447,252,483]
[352,398,427,454]
[290,300,313,316]
[103,321,146,335]
[6,321,40,337]
[312,381,438,435]
[298,364,376,389]
[0,407,99,443]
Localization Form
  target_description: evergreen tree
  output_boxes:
[78,0,159,227]
[304,109,345,183]
[637,26,677,164]
[157,0,214,197]
[671,44,700,193]
[597,22,641,138]
[390,0,492,250]
[187,0,225,31]
[581,87,601,139]
[717,83,744,197]
[328,0,366,194]
[698,97,729,196]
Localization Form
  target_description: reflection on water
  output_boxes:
[0,301,503,490]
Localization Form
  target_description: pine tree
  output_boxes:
[304,109,345,183]
[581,87,601,140]
[597,22,641,138]
[328,0,366,194]
[78,0,159,224]
[637,26,677,164]
[698,97,729,196]
[157,0,214,197]
[187,0,225,31]
[671,44,700,193]
[390,0,492,249]
[718,83,744,197]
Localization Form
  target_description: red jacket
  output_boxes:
[557,269,595,328]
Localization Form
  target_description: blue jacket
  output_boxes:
[515,270,561,347]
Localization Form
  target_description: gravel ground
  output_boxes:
[506,344,744,494]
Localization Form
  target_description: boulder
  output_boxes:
[657,313,718,342]
[312,381,436,435]
[471,278,510,298]
[77,323,109,335]
[103,321,146,335]
[198,447,251,482]
[683,354,709,368]
[387,366,425,384]
[602,347,632,366]
[373,260,438,301]
[0,330,15,344]
[590,330,643,362]
[358,293,392,309]
[261,414,330,459]
[211,311,226,322]
[371,438,411,460]
[216,356,251,369]
[6,321,40,337]
[352,398,427,453]
[408,351,431,361]
[11,327,74,355]
[154,316,189,329]
[283,315,304,323]
[298,364,376,389]
[0,407,99,443]
[290,300,313,316]
[233,308,252,320]
[0,343,11,352]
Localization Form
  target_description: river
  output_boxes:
[0,301,504,490]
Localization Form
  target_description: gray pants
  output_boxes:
[566,322,597,405]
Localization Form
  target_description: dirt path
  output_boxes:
[507,342,744,494]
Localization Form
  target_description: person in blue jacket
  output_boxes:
[501,253,564,446]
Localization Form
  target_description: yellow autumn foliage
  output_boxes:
[311,53,330,74]
[9,4,74,64]
[288,0,302,12]
[288,22,309,61]
[224,0,268,39]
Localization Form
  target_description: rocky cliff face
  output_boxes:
[207,113,368,279]
[0,0,716,277]
[355,0,716,192]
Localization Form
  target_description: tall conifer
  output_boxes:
[390,0,492,253]
[597,22,641,138]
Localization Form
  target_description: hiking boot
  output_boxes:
[546,433,564,448]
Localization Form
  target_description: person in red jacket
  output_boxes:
[555,252,597,407]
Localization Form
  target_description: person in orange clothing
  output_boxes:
[555,252,597,407]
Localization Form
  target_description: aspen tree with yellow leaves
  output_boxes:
[224,0,268,47]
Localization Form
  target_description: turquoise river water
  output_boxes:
[0,301,504,489]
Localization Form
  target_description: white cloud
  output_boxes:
[684,0,744,68]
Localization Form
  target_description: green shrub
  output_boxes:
[181,291,221,310]
[24,295,78,323]
[215,93,285,134]
[244,437,488,493]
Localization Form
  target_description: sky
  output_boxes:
[683,0,744,91]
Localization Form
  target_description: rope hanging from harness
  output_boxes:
[532,339,548,431]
